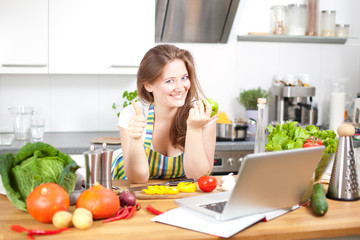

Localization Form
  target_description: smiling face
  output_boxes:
[144,59,191,108]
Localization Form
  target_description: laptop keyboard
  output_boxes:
[199,201,227,213]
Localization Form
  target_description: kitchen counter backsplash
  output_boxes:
[0,132,258,155]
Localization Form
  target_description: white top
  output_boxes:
[117,101,150,140]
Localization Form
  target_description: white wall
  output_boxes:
[1,0,359,133]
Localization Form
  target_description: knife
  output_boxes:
[127,178,195,192]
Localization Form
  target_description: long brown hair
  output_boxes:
[137,44,205,151]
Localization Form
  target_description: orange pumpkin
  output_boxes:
[26,183,70,223]
[76,182,119,219]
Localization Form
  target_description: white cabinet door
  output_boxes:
[0,0,48,74]
[49,0,155,74]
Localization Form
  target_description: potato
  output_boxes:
[72,208,93,230]
[73,207,93,218]
[52,211,73,228]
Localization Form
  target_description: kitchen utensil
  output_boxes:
[216,118,254,141]
[128,178,195,192]
[99,143,113,190]
[83,145,101,189]
[91,137,121,144]
[327,124,360,201]
[8,106,34,140]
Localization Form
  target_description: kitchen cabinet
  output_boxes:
[49,0,155,74]
[0,0,48,74]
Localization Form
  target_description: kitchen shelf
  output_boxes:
[237,35,348,44]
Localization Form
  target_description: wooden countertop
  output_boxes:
[1,179,360,240]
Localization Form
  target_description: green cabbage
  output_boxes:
[0,142,79,211]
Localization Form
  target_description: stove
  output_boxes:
[212,141,254,175]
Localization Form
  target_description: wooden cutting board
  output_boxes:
[91,136,121,145]
[131,184,223,200]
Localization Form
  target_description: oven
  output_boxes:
[212,141,254,175]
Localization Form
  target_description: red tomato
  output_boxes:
[198,175,217,192]
[26,183,70,223]
[303,136,323,148]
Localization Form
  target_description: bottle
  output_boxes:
[254,98,267,154]
[270,5,287,35]
[320,10,336,37]
[306,0,318,36]
[287,4,307,36]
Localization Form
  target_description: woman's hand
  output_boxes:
[187,99,213,130]
[128,101,146,139]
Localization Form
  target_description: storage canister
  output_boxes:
[336,24,350,37]
[270,5,287,35]
[320,10,336,37]
[287,4,307,36]
[306,0,318,36]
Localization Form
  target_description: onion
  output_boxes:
[119,190,136,207]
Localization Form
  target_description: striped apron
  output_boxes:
[111,104,185,180]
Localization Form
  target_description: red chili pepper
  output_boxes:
[125,206,137,219]
[26,228,71,235]
[136,203,141,211]
[10,225,27,233]
[103,207,130,223]
[146,205,163,215]
[115,207,125,217]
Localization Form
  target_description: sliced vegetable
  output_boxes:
[311,183,328,216]
[142,185,179,195]
[177,182,196,193]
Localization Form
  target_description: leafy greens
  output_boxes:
[265,122,337,154]
[0,142,79,211]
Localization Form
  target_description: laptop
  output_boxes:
[175,146,325,221]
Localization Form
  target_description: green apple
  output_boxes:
[206,98,219,117]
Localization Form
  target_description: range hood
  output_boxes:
[155,0,240,43]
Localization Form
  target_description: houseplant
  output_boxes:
[239,87,269,134]
[112,90,138,117]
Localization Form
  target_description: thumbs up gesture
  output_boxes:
[128,101,146,139]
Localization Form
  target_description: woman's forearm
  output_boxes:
[123,138,149,183]
[184,127,213,180]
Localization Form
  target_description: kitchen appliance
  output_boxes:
[213,149,253,175]
[83,145,101,189]
[155,0,240,43]
[353,94,360,124]
[327,124,360,201]
[99,143,113,190]
[269,85,317,126]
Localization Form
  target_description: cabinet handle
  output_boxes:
[2,64,47,68]
[110,65,138,68]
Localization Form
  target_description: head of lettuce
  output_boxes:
[0,142,79,211]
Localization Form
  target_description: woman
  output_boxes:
[111,44,217,183]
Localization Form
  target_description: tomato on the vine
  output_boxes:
[303,136,323,148]
[198,175,217,192]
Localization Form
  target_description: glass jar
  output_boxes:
[287,4,307,36]
[336,24,350,37]
[306,0,318,36]
[320,10,336,37]
[270,5,287,35]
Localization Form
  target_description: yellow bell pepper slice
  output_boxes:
[177,182,197,193]
[142,185,179,195]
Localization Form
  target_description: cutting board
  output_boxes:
[131,184,223,200]
[91,136,121,145]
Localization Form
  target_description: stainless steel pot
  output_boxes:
[216,118,255,141]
